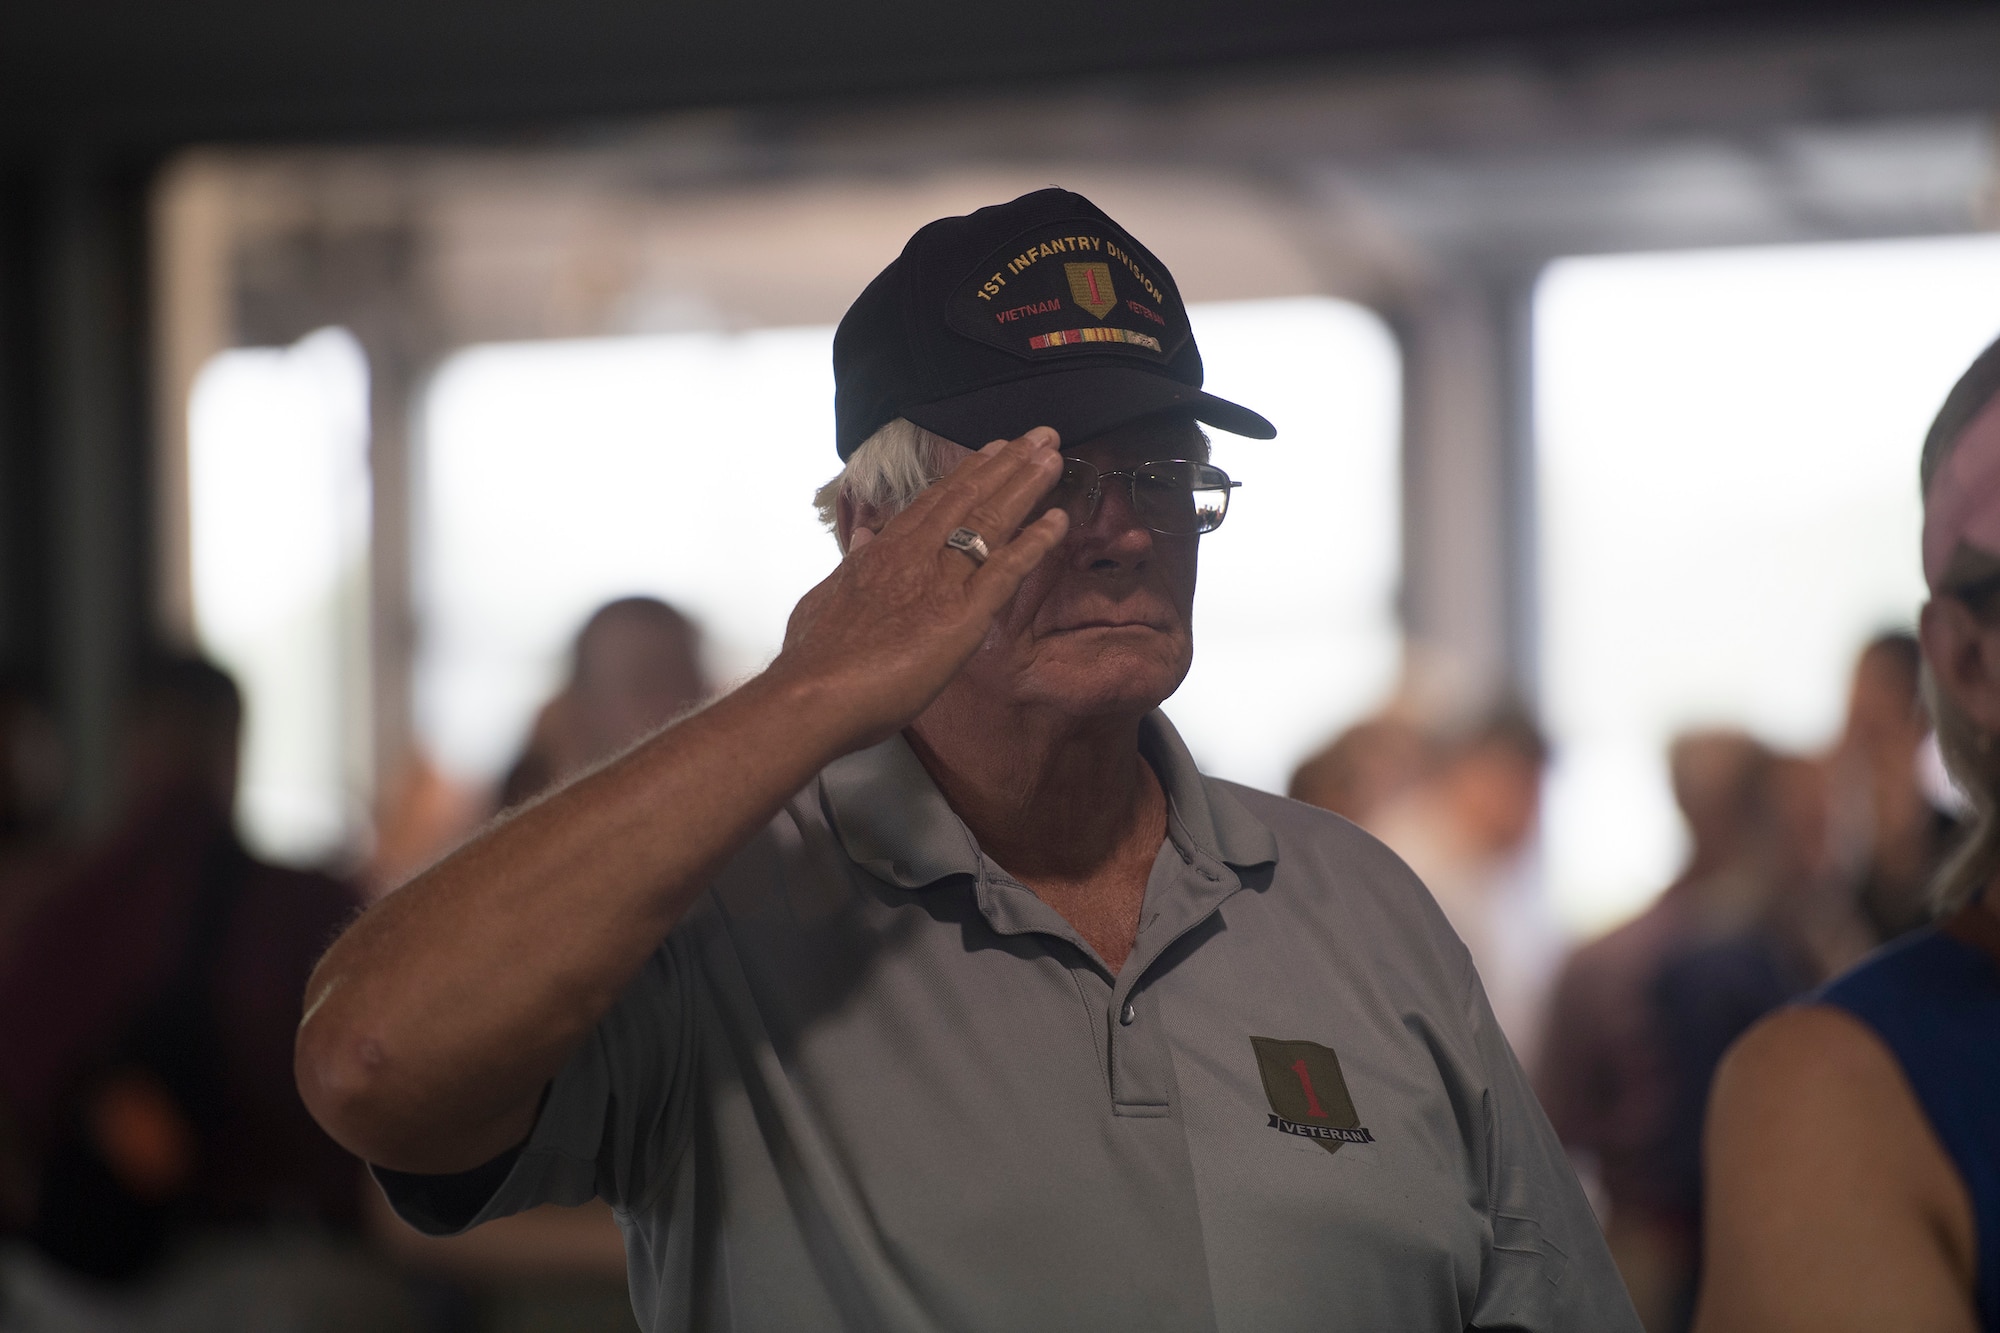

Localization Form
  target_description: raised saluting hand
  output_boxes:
[772,427,1069,753]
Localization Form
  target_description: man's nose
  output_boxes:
[1075,477,1155,565]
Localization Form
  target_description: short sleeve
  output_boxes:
[372,939,698,1236]
[1460,951,1642,1333]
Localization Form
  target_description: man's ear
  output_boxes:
[835,492,857,552]
[835,493,889,554]
[1920,596,2000,735]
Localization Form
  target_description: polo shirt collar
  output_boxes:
[817,727,983,889]
[1139,712,1279,873]
[819,711,1278,890]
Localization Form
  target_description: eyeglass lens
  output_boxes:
[1046,459,1234,535]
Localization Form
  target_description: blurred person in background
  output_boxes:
[1287,709,1433,829]
[1698,337,2000,1333]
[1828,630,1965,945]
[498,596,709,810]
[1641,749,1855,1331]
[1365,703,1563,1066]
[0,655,417,1331]
[1537,729,1781,1332]
[367,596,709,904]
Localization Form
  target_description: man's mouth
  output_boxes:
[1051,618,1170,633]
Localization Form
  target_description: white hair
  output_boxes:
[813,419,965,550]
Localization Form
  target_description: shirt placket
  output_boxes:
[972,822,1244,1116]
[1105,831,1242,1116]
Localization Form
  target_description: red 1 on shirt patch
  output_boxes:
[1249,1036,1375,1156]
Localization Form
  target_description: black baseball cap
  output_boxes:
[832,188,1277,460]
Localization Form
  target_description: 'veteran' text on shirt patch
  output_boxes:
[1268,1116,1375,1144]
[1250,1036,1373,1157]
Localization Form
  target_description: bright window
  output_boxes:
[188,326,373,864]
[1537,235,2000,932]
[415,297,1401,795]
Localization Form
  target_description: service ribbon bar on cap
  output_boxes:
[1029,327,1162,352]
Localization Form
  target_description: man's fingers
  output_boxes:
[966,508,1069,611]
[961,444,1064,545]
[919,429,1061,545]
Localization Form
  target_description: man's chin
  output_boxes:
[1015,650,1191,718]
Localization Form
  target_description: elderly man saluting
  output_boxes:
[297,190,1635,1332]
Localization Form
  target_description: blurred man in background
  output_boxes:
[499,597,709,809]
[0,655,415,1330]
[1286,709,1432,829]
[1640,746,1861,1333]
[1365,704,1562,1066]
[368,596,711,902]
[1536,730,1774,1331]
[1537,727,1861,1333]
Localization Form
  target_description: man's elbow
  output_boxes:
[295,1009,543,1175]
[295,1007,404,1165]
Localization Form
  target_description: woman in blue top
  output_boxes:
[1697,339,2000,1333]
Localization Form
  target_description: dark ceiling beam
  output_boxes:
[2,0,1991,151]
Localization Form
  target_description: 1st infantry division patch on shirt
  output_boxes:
[1250,1036,1376,1155]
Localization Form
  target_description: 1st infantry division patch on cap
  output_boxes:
[946,221,1189,368]
[1065,261,1118,319]
[1249,1036,1376,1157]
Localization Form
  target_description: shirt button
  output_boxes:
[1119,1000,1136,1026]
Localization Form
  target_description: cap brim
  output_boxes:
[901,365,1276,452]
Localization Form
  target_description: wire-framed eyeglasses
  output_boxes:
[1044,458,1240,536]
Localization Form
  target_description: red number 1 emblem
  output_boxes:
[1291,1058,1331,1119]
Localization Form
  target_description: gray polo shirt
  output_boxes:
[377,713,1637,1332]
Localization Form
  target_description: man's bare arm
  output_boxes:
[1693,1005,1977,1333]
[296,431,1066,1174]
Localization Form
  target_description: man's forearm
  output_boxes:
[295,667,855,1173]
